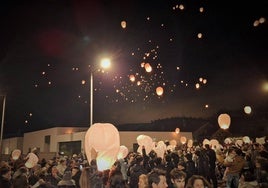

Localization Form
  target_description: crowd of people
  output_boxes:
[0,137,268,188]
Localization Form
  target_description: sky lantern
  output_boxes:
[25,152,39,168]
[144,63,152,72]
[259,17,266,23]
[243,136,250,144]
[187,139,193,148]
[137,135,154,155]
[175,127,180,134]
[12,149,21,160]
[235,139,243,147]
[129,74,135,82]
[154,141,166,159]
[84,123,120,171]
[210,139,219,149]
[244,106,252,114]
[156,86,164,96]
[195,83,200,89]
[218,113,231,130]
[169,139,177,146]
[202,79,207,84]
[121,20,127,29]
[180,136,187,144]
[197,33,203,38]
[117,145,129,160]
[202,139,210,146]
[224,138,232,145]
[253,20,260,27]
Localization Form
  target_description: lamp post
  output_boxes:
[0,95,6,157]
[89,58,111,126]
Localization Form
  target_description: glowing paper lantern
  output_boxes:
[202,139,210,146]
[224,138,232,144]
[12,149,21,160]
[166,145,175,151]
[218,113,231,130]
[210,139,219,149]
[117,145,129,160]
[175,128,180,134]
[144,63,152,72]
[197,33,203,39]
[154,141,166,159]
[169,139,177,146]
[243,136,250,144]
[187,139,193,148]
[156,86,164,96]
[84,123,120,171]
[180,136,187,144]
[129,74,135,82]
[256,137,265,145]
[235,139,243,147]
[121,21,127,29]
[244,106,252,114]
[25,153,39,168]
[136,135,154,155]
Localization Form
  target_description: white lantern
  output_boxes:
[175,128,180,134]
[169,139,177,146]
[121,21,127,29]
[187,139,193,148]
[117,145,129,160]
[12,149,21,160]
[25,153,39,169]
[136,135,154,155]
[145,63,152,72]
[224,137,232,144]
[180,136,187,144]
[154,141,166,159]
[129,74,135,82]
[243,136,250,143]
[202,139,210,146]
[84,123,120,171]
[235,139,243,147]
[210,139,219,149]
[156,86,164,96]
[244,106,252,114]
[218,113,231,130]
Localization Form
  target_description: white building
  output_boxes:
[2,126,193,158]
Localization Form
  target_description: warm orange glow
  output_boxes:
[121,21,127,29]
[180,136,187,144]
[175,128,180,134]
[84,123,120,171]
[129,74,135,82]
[145,63,152,72]
[156,86,164,96]
[218,113,231,130]
[100,58,111,69]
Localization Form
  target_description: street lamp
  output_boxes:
[0,95,6,157]
[90,58,111,126]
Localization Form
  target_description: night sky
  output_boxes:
[0,0,268,137]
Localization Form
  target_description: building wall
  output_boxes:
[3,127,192,157]
[23,127,88,154]
[2,137,23,154]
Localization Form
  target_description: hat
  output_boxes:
[57,171,75,186]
